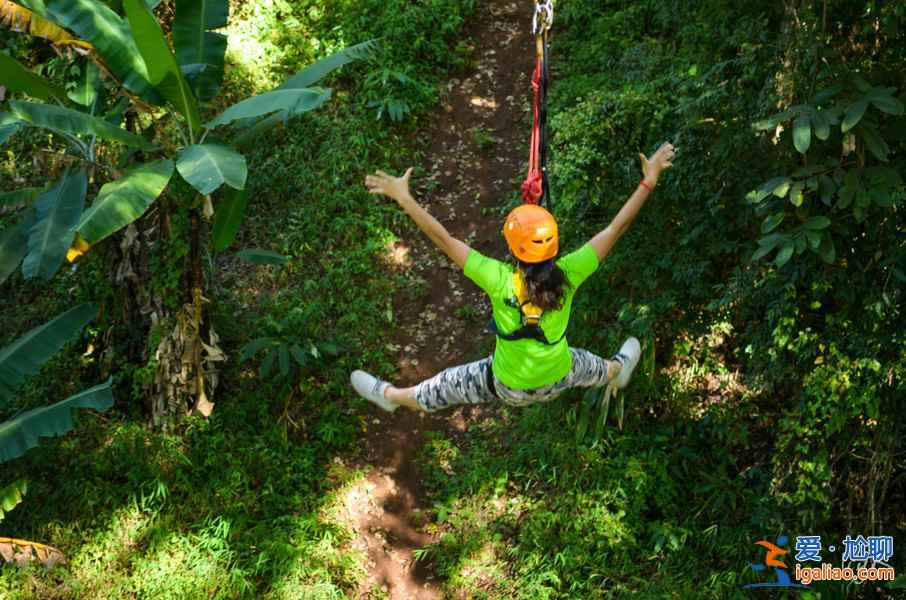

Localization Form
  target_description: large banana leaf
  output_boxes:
[22,168,87,280]
[279,40,376,90]
[207,87,331,129]
[10,101,155,149]
[0,303,97,403]
[211,186,248,251]
[0,0,91,52]
[0,479,26,521]
[77,159,173,244]
[0,378,113,462]
[173,0,228,102]
[231,42,375,148]
[123,0,201,134]
[176,143,246,195]
[16,0,160,103]
[0,211,33,284]
[67,61,101,107]
[0,112,25,145]
[0,51,68,102]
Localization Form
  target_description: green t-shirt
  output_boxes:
[464,243,599,389]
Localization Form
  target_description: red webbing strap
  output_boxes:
[521,56,543,204]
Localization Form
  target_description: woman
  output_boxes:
[351,142,675,413]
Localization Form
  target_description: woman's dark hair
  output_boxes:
[517,259,569,311]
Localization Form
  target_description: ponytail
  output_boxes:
[518,259,568,311]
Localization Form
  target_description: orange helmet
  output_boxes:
[503,204,559,263]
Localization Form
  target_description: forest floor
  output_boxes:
[336,1,535,597]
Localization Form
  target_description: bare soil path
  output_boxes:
[338,1,537,597]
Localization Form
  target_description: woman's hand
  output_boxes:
[365,168,414,203]
[638,142,676,187]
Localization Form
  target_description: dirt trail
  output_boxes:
[339,1,536,598]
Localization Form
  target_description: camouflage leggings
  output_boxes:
[414,347,616,412]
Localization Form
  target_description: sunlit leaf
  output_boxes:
[789,182,804,207]
[124,0,201,133]
[173,0,229,102]
[0,479,26,521]
[176,143,247,195]
[67,62,101,107]
[207,87,331,129]
[77,159,173,244]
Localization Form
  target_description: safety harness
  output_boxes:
[486,271,566,346]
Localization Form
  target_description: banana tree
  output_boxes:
[0,0,374,421]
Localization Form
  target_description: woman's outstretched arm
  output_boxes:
[589,142,676,262]
[365,168,470,269]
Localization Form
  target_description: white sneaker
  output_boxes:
[611,337,641,389]
[350,370,397,412]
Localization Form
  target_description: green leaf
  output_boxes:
[280,40,376,90]
[0,379,114,463]
[0,187,44,212]
[17,0,161,103]
[803,216,831,230]
[239,338,273,362]
[0,52,68,102]
[789,182,804,207]
[77,160,174,244]
[0,214,32,286]
[793,115,811,153]
[278,346,290,378]
[761,212,784,234]
[805,229,822,250]
[860,125,889,162]
[173,0,229,102]
[841,100,868,132]
[746,176,790,204]
[818,234,836,264]
[23,169,88,280]
[0,112,25,145]
[124,0,201,134]
[869,94,904,116]
[0,479,27,521]
[10,101,155,150]
[0,304,97,403]
[230,42,376,147]
[68,62,102,108]
[774,242,794,268]
[207,87,331,129]
[811,110,830,141]
[176,144,247,195]
[752,110,791,131]
[212,187,249,251]
[236,249,288,265]
[752,234,784,261]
